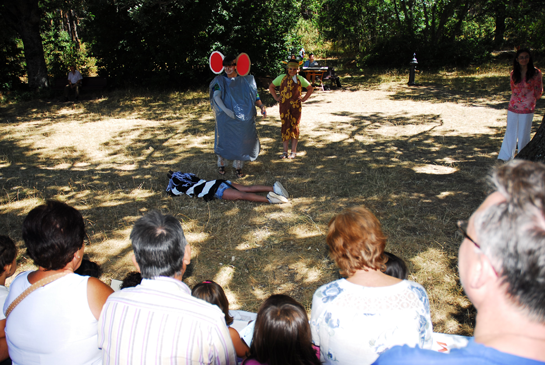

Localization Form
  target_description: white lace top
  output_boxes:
[310,279,433,365]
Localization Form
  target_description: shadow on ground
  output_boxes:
[2,84,531,335]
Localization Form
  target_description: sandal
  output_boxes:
[235,169,245,178]
[288,152,296,159]
[280,152,288,159]
[218,166,225,175]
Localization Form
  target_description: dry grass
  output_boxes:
[1,65,544,336]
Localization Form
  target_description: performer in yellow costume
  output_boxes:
[269,57,313,159]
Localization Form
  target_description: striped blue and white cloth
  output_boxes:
[167,172,225,202]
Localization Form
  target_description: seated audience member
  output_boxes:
[98,211,236,364]
[310,207,433,365]
[243,294,320,365]
[303,53,319,67]
[384,252,408,280]
[0,236,17,365]
[3,201,114,364]
[120,271,142,289]
[74,257,102,278]
[373,160,545,364]
[192,280,250,359]
[64,65,83,101]
[302,53,342,88]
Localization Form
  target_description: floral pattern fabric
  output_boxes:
[272,74,310,142]
[508,68,543,114]
[310,279,433,365]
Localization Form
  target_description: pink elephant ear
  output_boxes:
[236,53,251,76]
[210,51,225,74]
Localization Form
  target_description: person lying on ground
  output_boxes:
[166,171,289,204]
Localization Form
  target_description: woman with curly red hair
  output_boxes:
[310,207,433,365]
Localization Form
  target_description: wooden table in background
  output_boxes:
[302,67,328,91]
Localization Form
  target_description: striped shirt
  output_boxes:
[166,172,225,202]
[98,277,236,364]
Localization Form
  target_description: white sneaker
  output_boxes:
[273,181,289,198]
[267,192,288,204]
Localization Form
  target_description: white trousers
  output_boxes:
[497,111,534,161]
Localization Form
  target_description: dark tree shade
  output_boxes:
[0,0,49,89]
[516,114,545,162]
[83,0,298,88]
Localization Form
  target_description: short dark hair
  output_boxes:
[74,258,102,278]
[23,200,85,270]
[192,280,233,325]
[130,211,187,279]
[384,252,408,280]
[245,295,320,365]
[120,271,143,289]
[0,236,17,274]
[223,55,237,66]
[476,160,545,322]
[308,53,314,57]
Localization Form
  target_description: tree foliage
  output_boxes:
[316,0,545,67]
[83,0,300,87]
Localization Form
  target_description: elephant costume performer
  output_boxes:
[209,52,266,177]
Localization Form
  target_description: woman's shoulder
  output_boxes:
[9,271,32,288]
[313,279,347,301]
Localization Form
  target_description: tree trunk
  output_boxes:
[516,114,545,161]
[494,10,506,48]
[1,0,49,89]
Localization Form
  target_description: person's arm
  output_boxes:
[213,90,235,119]
[0,319,8,361]
[87,277,114,320]
[269,83,280,102]
[229,327,250,358]
[254,95,266,116]
[75,71,83,86]
[535,69,543,101]
[302,84,314,102]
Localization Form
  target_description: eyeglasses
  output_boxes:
[456,220,499,276]
[456,220,480,248]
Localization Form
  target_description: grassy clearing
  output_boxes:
[1,65,543,335]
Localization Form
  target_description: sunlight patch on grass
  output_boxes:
[413,165,458,174]
[214,265,235,287]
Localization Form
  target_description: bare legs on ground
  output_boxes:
[221,183,274,203]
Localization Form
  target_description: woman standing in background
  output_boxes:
[498,48,542,161]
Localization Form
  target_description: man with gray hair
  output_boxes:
[98,211,236,364]
[373,160,545,364]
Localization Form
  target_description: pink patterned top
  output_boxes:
[508,68,543,114]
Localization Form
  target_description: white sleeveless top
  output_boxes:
[3,272,102,365]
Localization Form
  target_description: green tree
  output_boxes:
[83,0,300,87]
[317,0,487,66]
[0,0,49,89]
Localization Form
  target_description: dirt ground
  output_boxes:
[1,72,543,335]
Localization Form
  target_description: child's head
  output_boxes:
[74,258,102,278]
[120,271,143,289]
[0,235,17,278]
[247,294,320,365]
[191,280,233,326]
[384,251,408,280]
